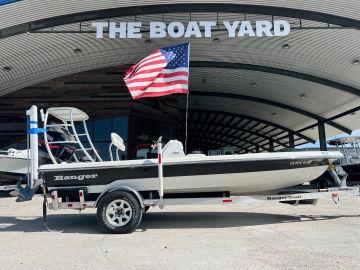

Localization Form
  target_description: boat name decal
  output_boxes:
[289,160,313,166]
[267,195,302,201]
[54,174,98,181]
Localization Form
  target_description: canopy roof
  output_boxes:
[328,136,360,145]
[0,1,359,151]
[47,107,89,122]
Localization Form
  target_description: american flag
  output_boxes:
[124,43,189,99]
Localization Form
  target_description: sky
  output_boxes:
[0,0,20,5]
[297,129,360,148]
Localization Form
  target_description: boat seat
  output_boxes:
[109,133,125,161]
[162,140,185,158]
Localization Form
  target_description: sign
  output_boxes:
[92,20,290,39]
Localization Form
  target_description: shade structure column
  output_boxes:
[269,140,274,152]
[318,121,327,151]
[289,132,295,148]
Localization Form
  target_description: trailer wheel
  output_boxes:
[97,191,142,234]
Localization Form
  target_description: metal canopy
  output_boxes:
[190,91,351,134]
[180,109,313,153]
[47,107,89,122]
[0,1,359,151]
[328,136,360,145]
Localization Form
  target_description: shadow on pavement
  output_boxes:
[0,192,13,198]
[0,211,358,234]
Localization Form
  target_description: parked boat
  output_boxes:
[0,149,29,191]
[36,107,342,196]
[328,136,360,183]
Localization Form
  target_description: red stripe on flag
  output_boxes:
[126,51,164,77]
[126,71,189,83]
[124,68,164,83]
[125,67,165,80]
[128,80,189,91]
[131,59,167,75]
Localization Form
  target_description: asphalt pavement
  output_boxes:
[0,193,359,270]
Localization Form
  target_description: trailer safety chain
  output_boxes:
[41,185,52,232]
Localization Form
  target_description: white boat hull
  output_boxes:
[41,151,339,195]
[78,165,327,195]
[0,155,28,175]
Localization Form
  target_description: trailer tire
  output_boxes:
[96,191,142,234]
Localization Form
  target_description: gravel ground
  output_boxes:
[0,193,359,270]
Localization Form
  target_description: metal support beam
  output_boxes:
[318,121,327,151]
[269,107,359,137]
[183,118,289,148]
[326,106,360,122]
[269,140,275,152]
[184,129,270,152]
[289,132,295,148]
[191,91,353,133]
[185,109,316,144]
[191,63,360,97]
[187,134,249,152]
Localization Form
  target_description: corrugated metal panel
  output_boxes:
[0,3,358,143]
[1,28,360,91]
[0,29,360,93]
[1,0,360,29]
[0,28,358,138]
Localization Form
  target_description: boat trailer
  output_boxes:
[15,105,360,233]
[0,184,18,192]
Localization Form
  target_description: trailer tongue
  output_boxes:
[16,105,360,234]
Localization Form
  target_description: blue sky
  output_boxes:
[298,129,360,148]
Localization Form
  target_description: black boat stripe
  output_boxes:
[42,158,328,187]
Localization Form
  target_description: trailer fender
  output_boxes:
[94,186,145,209]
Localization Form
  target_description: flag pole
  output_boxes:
[185,93,189,154]
[185,42,190,154]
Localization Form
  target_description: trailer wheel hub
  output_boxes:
[106,199,133,227]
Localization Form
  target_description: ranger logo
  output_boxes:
[54,174,98,181]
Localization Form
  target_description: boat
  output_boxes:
[0,149,29,191]
[0,124,80,192]
[17,105,355,234]
[328,136,360,183]
[41,150,342,195]
[36,107,343,196]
